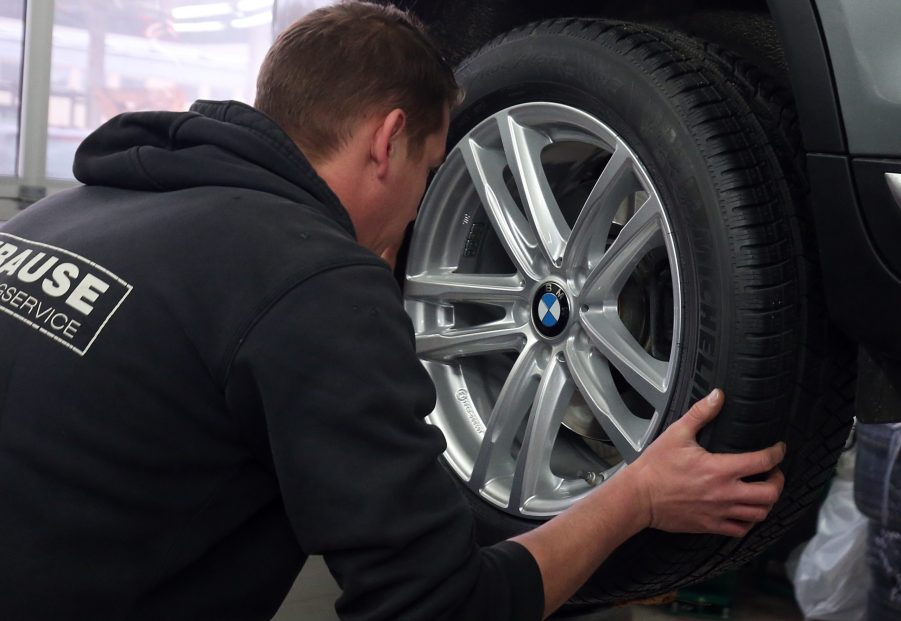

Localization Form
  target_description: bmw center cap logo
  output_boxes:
[532,282,570,338]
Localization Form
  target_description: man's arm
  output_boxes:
[227,262,785,620]
[513,388,786,617]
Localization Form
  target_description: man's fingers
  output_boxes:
[678,388,724,436]
[720,442,787,477]
[714,519,754,539]
[731,468,785,506]
[725,504,772,524]
[767,466,786,495]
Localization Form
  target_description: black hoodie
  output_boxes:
[0,101,542,621]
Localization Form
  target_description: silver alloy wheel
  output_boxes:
[405,103,683,518]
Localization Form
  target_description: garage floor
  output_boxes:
[273,556,804,620]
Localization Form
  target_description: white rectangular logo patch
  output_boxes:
[0,232,133,356]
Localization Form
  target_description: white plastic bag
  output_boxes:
[790,449,871,621]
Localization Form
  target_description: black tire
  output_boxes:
[431,19,855,604]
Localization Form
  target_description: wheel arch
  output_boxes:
[383,0,844,154]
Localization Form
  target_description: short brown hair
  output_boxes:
[255,1,460,163]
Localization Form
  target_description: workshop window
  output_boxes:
[0,1,24,178]
[47,0,275,179]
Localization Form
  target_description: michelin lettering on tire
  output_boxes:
[0,233,133,356]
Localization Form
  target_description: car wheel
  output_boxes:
[403,19,855,604]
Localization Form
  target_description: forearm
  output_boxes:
[511,466,648,618]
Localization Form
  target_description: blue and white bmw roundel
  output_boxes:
[532,282,570,338]
[538,292,561,327]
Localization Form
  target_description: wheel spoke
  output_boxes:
[579,308,669,412]
[564,146,638,275]
[497,111,570,265]
[565,338,650,463]
[405,272,526,306]
[416,320,526,362]
[580,195,663,299]
[458,137,542,281]
[468,344,542,491]
[508,354,573,511]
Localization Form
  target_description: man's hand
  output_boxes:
[514,388,787,617]
[630,388,786,538]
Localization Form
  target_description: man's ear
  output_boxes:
[371,108,407,179]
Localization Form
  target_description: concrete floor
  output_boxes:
[273,556,804,620]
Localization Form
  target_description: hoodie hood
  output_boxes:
[73,100,353,235]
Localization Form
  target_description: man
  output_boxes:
[0,3,785,620]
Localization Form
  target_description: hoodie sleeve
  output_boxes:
[224,263,544,621]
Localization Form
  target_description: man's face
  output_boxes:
[377,108,449,264]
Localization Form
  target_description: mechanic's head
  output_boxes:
[255,1,459,265]
[255,1,459,165]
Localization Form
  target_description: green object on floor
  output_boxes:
[667,571,738,619]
